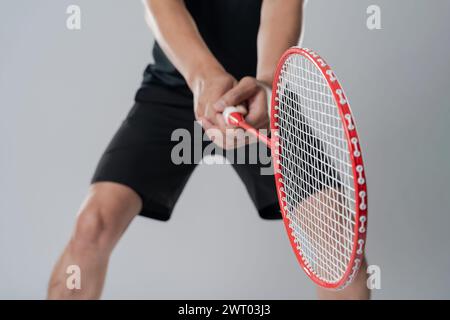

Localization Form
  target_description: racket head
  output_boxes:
[270,47,368,289]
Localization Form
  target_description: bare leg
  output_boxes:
[295,188,370,299]
[47,182,142,299]
[317,257,370,300]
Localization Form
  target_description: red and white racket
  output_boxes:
[224,47,368,289]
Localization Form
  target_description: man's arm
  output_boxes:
[143,0,242,136]
[143,0,224,88]
[214,0,304,129]
[257,0,304,84]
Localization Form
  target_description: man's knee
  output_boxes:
[72,204,116,252]
[70,182,141,252]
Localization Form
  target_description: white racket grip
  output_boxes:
[223,106,244,125]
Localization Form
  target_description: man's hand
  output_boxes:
[191,69,234,124]
[214,77,271,131]
[190,70,247,149]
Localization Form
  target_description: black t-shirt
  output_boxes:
[136,0,262,100]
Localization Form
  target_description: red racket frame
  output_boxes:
[226,47,368,289]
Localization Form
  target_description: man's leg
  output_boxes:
[316,257,370,300]
[299,189,370,300]
[47,182,142,299]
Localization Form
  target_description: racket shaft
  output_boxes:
[238,121,271,147]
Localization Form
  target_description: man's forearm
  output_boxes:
[143,0,225,89]
[257,0,304,84]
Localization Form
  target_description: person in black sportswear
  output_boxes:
[47,0,369,299]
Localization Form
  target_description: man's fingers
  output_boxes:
[235,104,248,116]
[244,91,269,129]
[215,113,229,133]
[204,102,221,126]
[214,77,259,111]
[198,117,215,137]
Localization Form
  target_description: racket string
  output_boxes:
[277,101,349,144]
[283,189,355,254]
[280,174,356,221]
[278,126,354,179]
[277,54,356,283]
[283,172,354,279]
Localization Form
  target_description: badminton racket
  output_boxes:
[223,47,368,289]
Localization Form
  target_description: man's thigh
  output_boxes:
[91,85,197,222]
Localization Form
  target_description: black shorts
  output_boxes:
[91,84,281,221]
